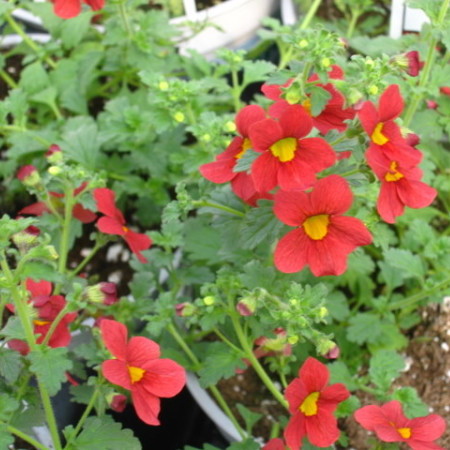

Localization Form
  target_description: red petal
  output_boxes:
[408,441,446,450]
[123,230,152,263]
[276,156,317,191]
[359,101,378,136]
[8,339,30,355]
[85,0,104,10]
[354,405,387,431]
[53,0,81,18]
[273,190,311,226]
[330,216,373,248]
[131,385,161,425]
[249,118,284,151]
[299,357,329,392]
[262,438,286,450]
[231,173,257,203]
[140,359,186,397]
[93,188,125,224]
[318,383,350,414]
[236,105,266,137]
[19,202,50,216]
[285,378,308,414]
[26,279,52,297]
[305,412,340,447]
[278,104,313,139]
[377,183,404,224]
[73,204,97,223]
[409,414,446,442]
[296,137,336,174]
[100,319,128,360]
[127,336,160,365]
[379,85,403,122]
[274,228,309,274]
[251,152,280,192]
[97,216,125,235]
[268,100,291,118]
[396,180,437,209]
[102,359,132,390]
[310,175,352,215]
[284,412,306,450]
[381,401,408,425]
[199,158,237,184]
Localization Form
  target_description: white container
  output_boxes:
[7,0,278,57]
[389,0,430,38]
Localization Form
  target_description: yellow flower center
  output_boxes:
[128,365,146,384]
[302,98,312,115]
[34,320,51,326]
[300,392,320,416]
[270,137,297,162]
[122,226,129,233]
[303,215,330,240]
[384,161,404,182]
[397,427,412,439]
[371,122,389,145]
[236,138,252,159]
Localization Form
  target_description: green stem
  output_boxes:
[403,0,450,126]
[213,328,246,356]
[328,133,348,146]
[228,310,289,409]
[41,305,70,346]
[4,13,56,69]
[0,257,62,450]
[117,0,132,37]
[388,276,450,310]
[167,322,246,439]
[338,167,362,178]
[64,387,100,449]
[193,200,245,217]
[69,242,103,277]
[346,9,361,39]
[231,69,242,113]
[0,422,48,450]
[0,70,18,89]
[299,0,322,30]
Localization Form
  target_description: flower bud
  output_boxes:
[317,306,328,319]
[45,145,63,163]
[224,121,236,132]
[12,225,40,252]
[236,296,256,316]
[317,338,336,356]
[289,298,297,306]
[288,335,299,345]
[87,282,118,305]
[158,81,169,91]
[321,57,331,68]
[201,134,211,142]
[17,165,41,187]
[298,39,308,48]
[175,302,196,317]
[107,393,127,413]
[426,100,438,109]
[368,85,379,95]
[440,86,450,97]
[44,245,58,260]
[203,295,215,306]
[392,51,423,77]
[48,165,62,176]
[173,112,185,123]
[285,88,302,105]
[324,344,340,359]
[364,57,375,68]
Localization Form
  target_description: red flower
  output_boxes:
[17,165,41,187]
[199,105,271,205]
[52,0,105,19]
[18,182,97,224]
[405,51,424,77]
[284,357,349,449]
[262,65,355,135]
[354,400,446,450]
[367,149,437,223]
[273,175,372,276]
[249,104,336,192]
[263,438,287,450]
[94,188,152,263]
[87,282,119,305]
[100,319,186,425]
[8,279,77,354]
[359,84,421,163]
[440,86,450,96]
[110,394,127,413]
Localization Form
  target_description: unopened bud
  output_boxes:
[106,393,127,413]
[289,298,297,306]
[48,166,62,176]
[45,145,63,163]
[285,89,301,105]
[317,338,336,356]
[12,225,40,251]
[364,57,375,68]
[87,282,118,305]
[44,245,58,260]
[203,295,215,306]
[321,57,331,68]
[368,85,379,95]
[17,165,41,187]
[201,134,211,142]
[324,344,340,359]
[236,296,257,316]
[176,302,196,317]
[158,81,169,91]
[224,121,236,132]
[298,39,308,48]
[174,112,185,123]
[288,335,299,345]
[318,306,328,319]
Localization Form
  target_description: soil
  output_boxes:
[217,301,450,449]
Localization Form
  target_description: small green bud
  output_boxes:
[45,245,59,260]
[289,298,298,306]
[318,306,328,319]
[368,85,379,95]
[288,335,299,345]
[232,55,243,64]
[224,121,236,132]
[298,39,308,48]
[173,112,185,123]
[158,81,169,91]
[201,134,211,142]
[321,57,331,68]
[285,90,301,105]
[203,295,215,306]
[365,57,375,68]
[317,338,336,356]
[48,166,62,176]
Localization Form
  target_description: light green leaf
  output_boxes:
[66,416,141,450]
[369,350,404,391]
[383,248,424,281]
[0,348,23,383]
[347,313,383,345]
[392,387,428,418]
[236,403,262,434]
[28,346,73,396]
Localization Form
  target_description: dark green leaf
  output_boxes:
[233,149,259,173]
[236,403,262,434]
[308,86,331,116]
[0,348,23,383]
[392,387,428,418]
[346,313,383,345]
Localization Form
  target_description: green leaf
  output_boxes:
[329,361,358,391]
[236,403,262,434]
[30,87,58,108]
[19,62,50,95]
[0,317,27,341]
[240,260,276,291]
[0,348,23,383]
[184,217,222,263]
[241,60,276,88]
[198,342,245,387]
[66,416,141,450]
[228,439,260,450]
[326,291,350,321]
[239,200,283,250]
[61,116,102,168]
[70,384,95,405]
[346,313,383,345]
[369,350,404,391]
[335,395,361,418]
[60,12,93,49]
[308,85,332,116]
[0,425,14,449]
[383,248,424,281]
[233,149,259,172]
[28,346,73,396]
[0,395,19,421]
[392,387,428,418]
[19,261,60,282]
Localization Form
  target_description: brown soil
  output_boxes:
[218,301,450,448]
